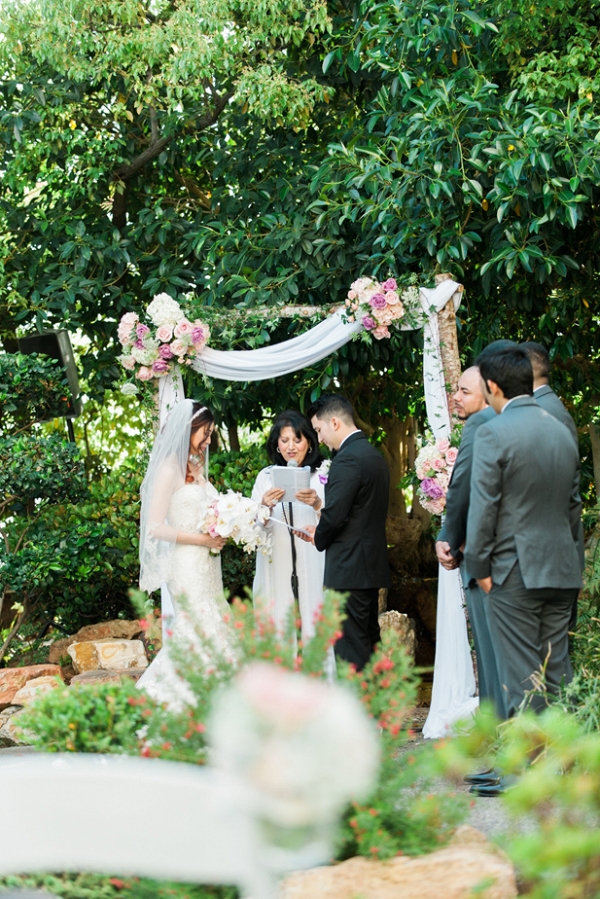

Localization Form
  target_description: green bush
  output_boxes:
[0,873,238,899]
[0,351,71,433]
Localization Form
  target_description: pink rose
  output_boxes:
[158,344,173,360]
[191,326,206,345]
[152,359,169,375]
[347,290,357,300]
[368,293,387,310]
[429,499,445,515]
[384,290,400,305]
[136,366,153,381]
[372,325,391,340]
[118,312,139,345]
[373,306,394,325]
[136,324,151,339]
[436,438,450,453]
[134,339,145,349]
[389,302,404,320]
[120,355,135,371]
[156,324,173,342]
[432,457,446,471]
[382,278,397,291]
[174,320,193,338]
[445,447,458,465]
[362,315,376,331]
[170,338,187,356]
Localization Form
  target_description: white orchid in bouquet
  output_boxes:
[117,292,210,384]
[344,275,420,340]
[414,428,462,516]
[198,490,272,557]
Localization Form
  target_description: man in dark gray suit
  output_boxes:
[464,347,582,726]
[521,342,578,445]
[436,364,507,719]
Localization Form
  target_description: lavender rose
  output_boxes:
[362,315,376,331]
[421,477,445,500]
[159,344,174,360]
[152,359,170,374]
[191,326,206,344]
[136,324,151,339]
[382,278,397,291]
[368,293,387,310]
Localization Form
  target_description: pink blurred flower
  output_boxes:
[152,359,169,375]
[382,278,397,291]
[134,339,145,349]
[136,366,153,381]
[432,457,446,471]
[372,325,391,340]
[373,306,394,325]
[436,438,450,453]
[384,290,400,305]
[191,326,206,344]
[174,320,193,338]
[136,323,151,339]
[446,447,459,465]
[368,293,387,310]
[120,355,135,371]
[170,338,187,356]
[159,344,173,360]
[347,290,357,300]
[362,315,376,331]
[156,324,173,342]
[429,499,446,515]
[118,312,138,345]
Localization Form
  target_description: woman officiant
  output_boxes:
[251,410,334,677]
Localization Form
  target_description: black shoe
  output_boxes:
[464,769,499,786]
[469,780,507,797]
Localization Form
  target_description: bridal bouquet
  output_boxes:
[414,430,461,515]
[117,292,210,382]
[344,276,419,341]
[198,490,272,557]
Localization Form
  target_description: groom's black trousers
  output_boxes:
[334,588,381,671]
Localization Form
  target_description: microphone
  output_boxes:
[287,459,298,468]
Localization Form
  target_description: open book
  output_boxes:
[271,464,311,503]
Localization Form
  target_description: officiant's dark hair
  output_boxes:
[266,410,323,472]
[308,393,355,426]
[479,347,533,398]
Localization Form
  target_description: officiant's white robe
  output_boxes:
[251,466,335,678]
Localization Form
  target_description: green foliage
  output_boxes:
[18,678,149,754]
[0,432,87,514]
[0,352,71,433]
[435,707,600,899]
[0,872,238,899]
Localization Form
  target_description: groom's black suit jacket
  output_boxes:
[314,431,391,590]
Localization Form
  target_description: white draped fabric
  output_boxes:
[153,279,477,733]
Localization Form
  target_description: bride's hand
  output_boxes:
[198,534,227,550]
[295,488,321,510]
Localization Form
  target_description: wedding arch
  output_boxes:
[137,275,476,739]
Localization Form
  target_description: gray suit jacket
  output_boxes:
[437,406,495,580]
[464,396,582,590]
[534,384,578,446]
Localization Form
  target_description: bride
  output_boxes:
[136,400,233,705]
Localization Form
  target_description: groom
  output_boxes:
[303,394,391,670]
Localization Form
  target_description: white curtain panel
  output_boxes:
[153,280,476,733]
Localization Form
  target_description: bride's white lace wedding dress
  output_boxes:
[137,480,234,706]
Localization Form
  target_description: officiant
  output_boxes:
[251,410,335,676]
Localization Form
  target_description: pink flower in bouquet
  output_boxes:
[436,438,450,453]
[174,319,193,338]
[120,355,135,371]
[152,359,169,375]
[136,323,151,339]
[421,477,444,499]
[170,338,187,357]
[136,366,153,381]
[382,278,397,291]
[156,324,173,342]
[384,290,400,305]
[362,315,376,331]
[118,312,138,345]
[432,457,446,471]
[239,662,328,725]
[159,344,173,360]
[373,305,394,326]
[429,499,446,515]
[347,290,357,300]
[445,447,459,465]
[372,325,391,340]
[191,325,206,345]
[134,339,145,349]
[369,293,387,310]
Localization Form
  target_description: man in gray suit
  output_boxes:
[521,342,578,445]
[436,364,507,719]
[465,347,582,725]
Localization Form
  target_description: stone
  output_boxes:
[69,668,148,685]
[11,675,63,706]
[378,610,416,657]
[0,708,29,747]
[68,639,148,674]
[48,636,73,665]
[0,664,62,711]
[280,826,516,899]
[75,620,142,642]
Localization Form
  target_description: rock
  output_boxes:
[0,708,30,747]
[69,668,148,685]
[0,665,62,711]
[378,610,416,657]
[48,636,73,665]
[280,826,516,899]
[11,675,63,706]
[68,639,148,674]
[75,620,143,642]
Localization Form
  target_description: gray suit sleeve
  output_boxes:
[569,466,583,544]
[464,426,503,579]
[437,418,476,554]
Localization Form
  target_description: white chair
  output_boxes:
[0,754,275,899]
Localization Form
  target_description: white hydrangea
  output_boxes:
[146,293,184,327]
[131,345,159,365]
[120,383,139,396]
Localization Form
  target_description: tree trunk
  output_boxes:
[227,423,240,453]
[380,415,408,517]
[589,422,600,498]
[435,273,463,418]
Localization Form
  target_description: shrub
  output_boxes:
[0,351,71,433]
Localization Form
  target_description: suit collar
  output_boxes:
[336,430,365,452]
[501,395,536,412]
[534,384,553,398]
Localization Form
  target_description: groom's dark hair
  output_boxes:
[308,393,355,425]
[479,347,533,399]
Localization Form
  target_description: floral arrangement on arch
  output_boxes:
[414,428,462,515]
[117,293,210,390]
[198,490,272,557]
[344,276,420,340]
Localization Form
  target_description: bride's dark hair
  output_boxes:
[266,410,323,472]
[190,403,214,438]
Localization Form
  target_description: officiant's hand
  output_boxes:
[262,487,285,508]
[294,524,316,544]
[295,488,322,510]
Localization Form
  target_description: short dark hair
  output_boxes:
[520,341,550,380]
[265,410,323,472]
[307,393,355,426]
[474,339,518,367]
[479,347,533,399]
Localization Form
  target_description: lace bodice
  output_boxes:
[167,481,219,532]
